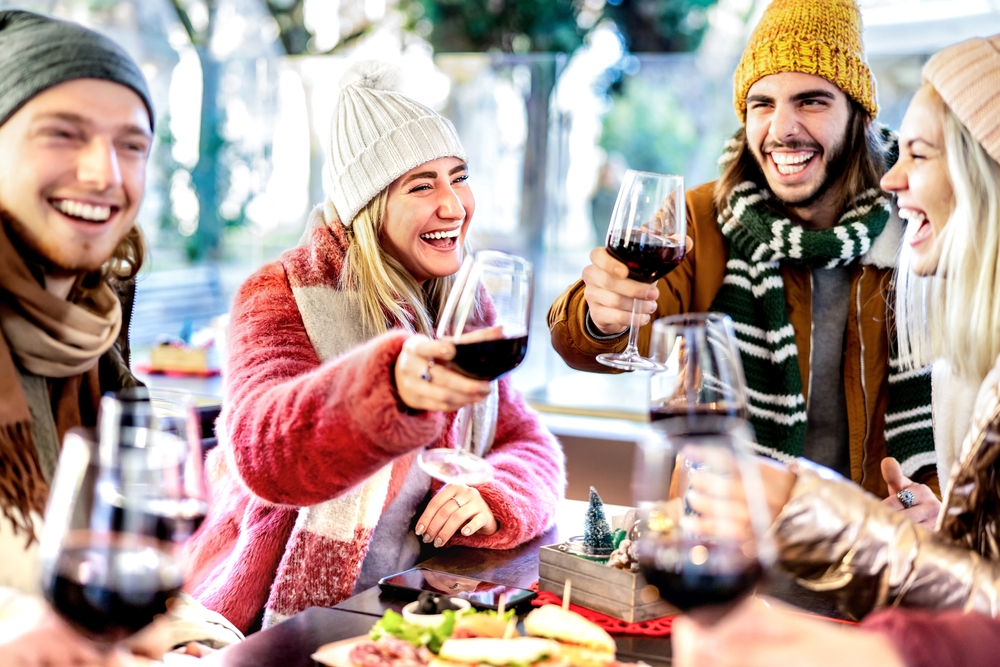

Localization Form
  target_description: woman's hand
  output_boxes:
[395,335,490,413]
[416,484,498,547]
[881,457,941,528]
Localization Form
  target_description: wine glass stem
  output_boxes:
[457,404,474,454]
[621,298,645,360]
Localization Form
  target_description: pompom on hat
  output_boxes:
[922,34,1000,165]
[326,60,467,227]
[733,0,877,124]
[0,10,154,129]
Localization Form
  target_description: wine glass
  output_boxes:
[632,313,774,620]
[38,387,207,650]
[417,250,533,486]
[596,170,686,371]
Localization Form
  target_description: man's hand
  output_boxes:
[672,597,905,667]
[581,248,659,335]
[881,457,940,529]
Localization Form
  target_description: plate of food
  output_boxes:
[313,591,646,667]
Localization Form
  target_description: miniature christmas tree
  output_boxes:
[583,486,613,553]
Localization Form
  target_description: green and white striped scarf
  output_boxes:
[710,130,935,475]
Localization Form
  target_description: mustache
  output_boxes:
[762,140,822,153]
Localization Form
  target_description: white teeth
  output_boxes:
[899,208,926,224]
[420,228,461,241]
[53,199,112,221]
[771,152,814,165]
[776,163,808,175]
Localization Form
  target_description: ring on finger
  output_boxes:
[420,359,436,383]
[897,489,915,509]
[451,496,463,508]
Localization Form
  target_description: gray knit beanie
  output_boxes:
[0,10,154,130]
[326,60,466,227]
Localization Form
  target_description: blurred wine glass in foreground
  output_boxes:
[418,250,533,486]
[39,388,207,650]
[634,313,773,620]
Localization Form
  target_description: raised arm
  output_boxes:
[775,468,1000,619]
[222,263,445,506]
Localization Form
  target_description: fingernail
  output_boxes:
[416,524,425,536]
[434,537,443,548]
[440,345,450,356]
[423,534,432,543]
[462,526,472,536]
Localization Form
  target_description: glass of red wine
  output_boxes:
[38,387,208,653]
[633,313,774,621]
[417,250,532,486]
[596,170,686,371]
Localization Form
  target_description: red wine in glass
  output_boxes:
[46,541,183,644]
[607,232,685,284]
[637,535,764,612]
[450,335,528,381]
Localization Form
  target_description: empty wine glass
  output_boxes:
[417,250,533,486]
[38,387,207,651]
[596,170,686,371]
[632,313,773,621]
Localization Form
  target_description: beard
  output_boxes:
[0,205,107,278]
[752,134,850,210]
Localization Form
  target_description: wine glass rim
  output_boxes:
[471,249,533,273]
[655,312,733,329]
[622,168,684,182]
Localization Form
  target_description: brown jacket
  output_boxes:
[548,180,915,497]
[775,356,1000,619]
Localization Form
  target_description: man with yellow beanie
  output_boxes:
[548,0,937,498]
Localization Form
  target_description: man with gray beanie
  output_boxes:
[0,10,239,664]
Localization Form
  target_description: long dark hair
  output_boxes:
[714,100,891,216]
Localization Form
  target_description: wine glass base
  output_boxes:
[596,352,660,372]
[418,449,494,486]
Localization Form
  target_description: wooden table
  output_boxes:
[204,500,841,667]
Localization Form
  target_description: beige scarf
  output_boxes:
[0,223,118,540]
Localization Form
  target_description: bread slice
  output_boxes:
[523,607,616,655]
[435,638,562,666]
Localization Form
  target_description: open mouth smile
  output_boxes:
[419,227,461,248]
[50,198,119,223]
[769,151,816,176]
[899,207,931,246]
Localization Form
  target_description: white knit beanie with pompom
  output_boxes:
[326,60,467,227]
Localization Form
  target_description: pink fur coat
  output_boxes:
[185,218,565,632]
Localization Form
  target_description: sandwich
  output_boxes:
[450,613,514,639]
[430,637,562,667]
[523,606,616,667]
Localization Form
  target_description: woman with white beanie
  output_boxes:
[184,61,565,633]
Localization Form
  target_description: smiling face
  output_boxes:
[0,78,151,278]
[381,156,474,284]
[880,84,955,276]
[745,72,853,223]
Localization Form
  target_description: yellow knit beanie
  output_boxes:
[733,0,877,124]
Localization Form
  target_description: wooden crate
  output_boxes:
[538,544,677,623]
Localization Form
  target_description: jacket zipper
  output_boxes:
[856,265,871,488]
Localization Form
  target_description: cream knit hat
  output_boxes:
[922,35,1000,164]
[326,60,467,227]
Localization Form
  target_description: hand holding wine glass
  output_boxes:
[38,388,207,657]
[417,250,533,487]
[596,170,687,371]
[634,313,773,621]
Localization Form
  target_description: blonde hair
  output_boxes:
[895,95,1000,381]
[339,190,457,337]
